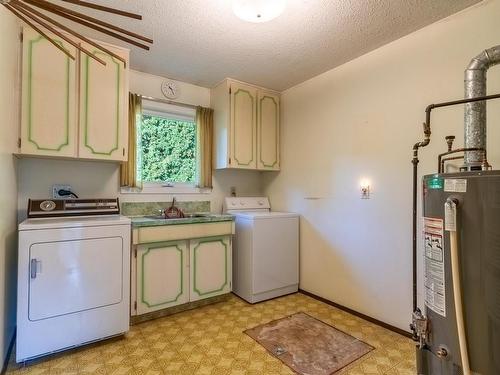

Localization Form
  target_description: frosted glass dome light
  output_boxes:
[233,0,286,23]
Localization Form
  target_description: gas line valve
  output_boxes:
[410,309,429,349]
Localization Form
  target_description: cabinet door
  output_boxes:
[20,27,77,157]
[190,236,232,301]
[136,241,189,315]
[257,91,280,170]
[79,42,129,161]
[230,83,257,169]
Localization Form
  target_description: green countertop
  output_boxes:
[130,214,234,228]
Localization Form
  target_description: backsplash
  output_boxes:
[121,201,211,217]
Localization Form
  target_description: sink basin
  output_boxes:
[143,213,211,220]
[185,213,212,218]
[143,215,169,220]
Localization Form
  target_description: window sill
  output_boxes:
[120,185,212,195]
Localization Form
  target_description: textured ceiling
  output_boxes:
[51,0,481,91]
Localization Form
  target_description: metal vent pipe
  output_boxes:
[464,45,500,168]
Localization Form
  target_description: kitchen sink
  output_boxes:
[186,213,212,218]
[143,213,211,220]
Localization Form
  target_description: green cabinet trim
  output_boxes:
[27,35,71,151]
[141,243,184,307]
[232,88,255,166]
[82,50,121,156]
[259,95,279,168]
[192,237,228,296]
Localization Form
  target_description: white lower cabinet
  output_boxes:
[136,241,189,315]
[132,232,233,316]
[189,236,232,302]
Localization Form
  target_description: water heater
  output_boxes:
[416,172,500,374]
[410,45,500,375]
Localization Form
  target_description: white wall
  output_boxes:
[130,70,210,107]
[263,0,500,330]
[0,8,20,365]
[18,159,262,216]
[18,70,263,219]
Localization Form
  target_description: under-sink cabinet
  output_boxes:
[211,79,280,170]
[189,236,232,302]
[19,27,129,162]
[135,240,190,315]
[131,222,234,317]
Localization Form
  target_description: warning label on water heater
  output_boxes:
[423,217,446,317]
[444,179,467,193]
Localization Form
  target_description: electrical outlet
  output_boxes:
[52,184,72,199]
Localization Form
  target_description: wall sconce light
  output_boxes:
[360,179,370,199]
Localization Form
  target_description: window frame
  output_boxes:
[121,99,211,195]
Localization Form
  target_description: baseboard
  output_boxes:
[130,294,230,325]
[1,329,16,375]
[299,289,412,339]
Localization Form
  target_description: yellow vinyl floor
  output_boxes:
[6,293,416,375]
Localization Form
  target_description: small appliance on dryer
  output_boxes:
[224,197,299,303]
[17,198,131,362]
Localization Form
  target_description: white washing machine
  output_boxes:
[224,197,299,303]
[17,199,131,362]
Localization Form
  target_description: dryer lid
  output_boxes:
[19,215,131,230]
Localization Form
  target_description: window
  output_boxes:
[134,99,204,193]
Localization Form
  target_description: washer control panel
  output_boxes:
[223,197,271,213]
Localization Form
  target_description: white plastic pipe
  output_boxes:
[448,205,471,375]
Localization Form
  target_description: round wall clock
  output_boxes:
[161,80,180,100]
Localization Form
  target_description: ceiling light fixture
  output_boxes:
[233,0,286,23]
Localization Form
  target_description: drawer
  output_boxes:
[133,221,235,245]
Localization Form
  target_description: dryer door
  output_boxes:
[29,236,124,321]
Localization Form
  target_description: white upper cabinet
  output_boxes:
[20,28,78,158]
[19,27,129,162]
[257,91,280,170]
[212,79,280,170]
[79,41,128,161]
[230,82,257,169]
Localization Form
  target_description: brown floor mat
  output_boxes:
[244,312,374,375]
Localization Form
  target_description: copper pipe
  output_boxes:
[2,3,75,61]
[437,147,486,173]
[11,1,106,66]
[25,0,153,44]
[445,135,455,152]
[14,0,126,66]
[61,0,142,20]
[22,0,151,50]
[440,156,464,173]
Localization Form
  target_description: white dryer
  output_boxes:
[224,197,299,303]
[17,199,131,362]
